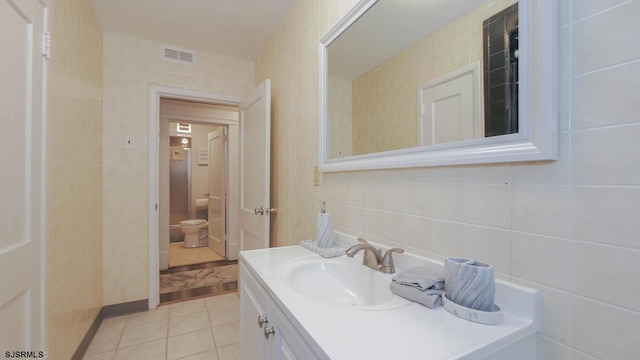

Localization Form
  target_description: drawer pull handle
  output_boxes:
[264,326,275,340]
[257,315,268,328]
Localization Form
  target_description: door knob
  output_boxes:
[257,315,268,328]
[254,207,264,215]
[265,208,277,215]
[264,326,275,340]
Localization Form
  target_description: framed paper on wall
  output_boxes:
[198,147,209,165]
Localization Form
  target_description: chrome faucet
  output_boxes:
[345,238,405,274]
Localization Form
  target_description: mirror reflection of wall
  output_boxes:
[327,0,518,158]
[328,75,353,158]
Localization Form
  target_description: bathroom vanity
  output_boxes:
[239,239,541,360]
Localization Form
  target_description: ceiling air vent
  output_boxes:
[161,46,196,65]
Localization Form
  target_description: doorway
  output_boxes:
[166,119,223,266]
[159,98,239,303]
[149,81,272,309]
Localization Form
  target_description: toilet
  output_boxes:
[179,219,208,248]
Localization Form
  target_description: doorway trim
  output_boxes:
[149,86,241,309]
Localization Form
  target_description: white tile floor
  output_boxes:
[83,293,240,360]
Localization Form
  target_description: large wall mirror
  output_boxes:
[318,0,556,172]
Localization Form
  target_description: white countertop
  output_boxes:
[240,243,541,360]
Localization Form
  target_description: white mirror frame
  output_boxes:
[318,0,556,172]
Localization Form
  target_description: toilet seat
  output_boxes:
[180,219,207,226]
[180,219,208,247]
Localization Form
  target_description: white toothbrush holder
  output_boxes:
[444,257,495,311]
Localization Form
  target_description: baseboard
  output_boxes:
[101,299,148,318]
[228,242,239,261]
[160,250,169,271]
[70,310,102,360]
[71,299,149,359]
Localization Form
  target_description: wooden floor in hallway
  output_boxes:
[169,241,225,268]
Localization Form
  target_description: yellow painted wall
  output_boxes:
[102,31,254,305]
[255,0,359,246]
[48,1,104,359]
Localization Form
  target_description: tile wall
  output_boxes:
[48,1,104,359]
[102,31,254,305]
[256,0,640,358]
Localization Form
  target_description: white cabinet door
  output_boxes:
[240,265,269,360]
[269,304,320,360]
[240,263,320,360]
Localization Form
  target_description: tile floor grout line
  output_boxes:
[205,297,221,359]
[112,314,128,359]
[211,326,221,360]
[165,305,170,360]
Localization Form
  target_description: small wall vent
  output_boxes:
[161,46,196,65]
[176,123,191,134]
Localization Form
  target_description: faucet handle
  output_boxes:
[381,248,405,274]
[355,238,380,267]
[345,237,369,256]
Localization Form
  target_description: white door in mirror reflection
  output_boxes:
[419,61,483,146]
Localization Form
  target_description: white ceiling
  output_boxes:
[90,0,294,60]
[328,0,487,79]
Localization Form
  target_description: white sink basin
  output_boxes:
[280,257,409,310]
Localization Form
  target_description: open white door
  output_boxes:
[239,80,271,251]
[208,127,227,257]
[0,0,48,353]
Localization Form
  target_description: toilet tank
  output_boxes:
[195,197,208,211]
